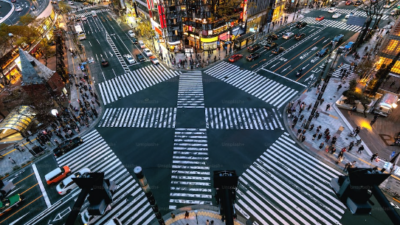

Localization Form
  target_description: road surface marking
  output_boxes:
[32,164,51,208]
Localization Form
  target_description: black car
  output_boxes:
[132,37,138,44]
[53,137,84,157]
[295,33,306,40]
[247,44,260,52]
[296,22,307,28]
[355,0,362,5]
[316,48,330,57]
[331,2,337,7]
[272,47,285,54]
[331,34,344,45]
[136,54,145,62]
[264,42,277,50]
[101,59,109,67]
[246,53,260,61]
[267,34,278,40]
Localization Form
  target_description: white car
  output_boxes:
[68,1,74,5]
[15,6,22,12]
[150,56,159,65]
[332,13,342,18]
[282,32,294,40]
[128,30,135,37]
[143,48,152,57]
[125,55,136,64]
[138,40,146,49]
[81,16,87,21]
[345,12,354,19]
[328,8,336,13]
[383,4,390,8]
[56,168,90,195]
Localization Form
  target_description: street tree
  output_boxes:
[354,58,374,79]
[39,39,56,67]
[58,1,72,14]
[137,20,156,49]
[19,14,36,26]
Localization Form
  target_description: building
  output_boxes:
[246,0,274,33]
[376,19,400,74]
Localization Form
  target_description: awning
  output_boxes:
[0,106,36,140]
[235,32,255,42]
[232,27,245,36]
[219,33,231,41]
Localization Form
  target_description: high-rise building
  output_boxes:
[376,19,400,74]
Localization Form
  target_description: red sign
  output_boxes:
[155,26,162,35]
[188,26,192,32]
[240,12,243,20]
[147,0,153,17]
[158,5,166,28]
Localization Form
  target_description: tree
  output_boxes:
[39,39,55,67]
[354,58,374,79]
[19,14,36,26]
[58,1,72,14]
[137,20,156,50]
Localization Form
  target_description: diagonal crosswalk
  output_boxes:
[236,132,346,225]
[98,107,177,128]
[97,64,181,105]
[319,8,389,20]
[205,107,283,130]
[205,62,298,109]
[169,128,212,210]
[178,71,204,108]
[332,63,351,78]
[74,9,110,17]
[55,130,155,225]
[302,17,362,32]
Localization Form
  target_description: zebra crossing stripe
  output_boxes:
[98,83,108,106]
[237,191,276,224]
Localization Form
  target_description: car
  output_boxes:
[331,34,344,45]
[128,30,135,37]
[68,1,74,5]
[143,48,152,57]
[30,6,36,11]
[296,22,307,28]
[81,16,87,21]
[101,59,109,67]
[15,6,22,12]
[56,168,90,195]
[51,0,57,4]
[266,34,278,40]
[272,47,285,54]
[383,4,390,8]
[125,55,136,64]
[0,194,23,217]
[53,137,84,157]
[332,13,342,18]
[132,37,138,44]
[316,48,330,57]
[355,0,362,5]
[345,12,354,19]
[264,42,277,50]
[138,40,145,48]
[11,0,16,2]
[295,33,306,40]
[331,2,337,7]
[246,53,260,61]
[228,54,243,62]
[328,8,336,13]
[45,166,71,185]
[149,56,159,65]
[316,16,325,21]
[136,54,145,62]
[247,44,260,52]
[345,0,352,5]
[344,41,354,51]
[391,9,399,16]
[282,32,294,40]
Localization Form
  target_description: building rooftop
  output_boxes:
[19,48,54,86]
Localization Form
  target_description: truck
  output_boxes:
[75,25,86,40]
[373,93,399,117]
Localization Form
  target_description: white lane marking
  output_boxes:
[32,164,51,208]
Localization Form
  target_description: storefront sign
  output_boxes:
[208,30,213,35]
[155,26,162,35]
[188,26,192,32]
[168,40,181,45]
[201,36,218,43]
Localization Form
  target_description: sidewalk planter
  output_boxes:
[335,95,375,113]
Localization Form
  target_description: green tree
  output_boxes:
[58,1,72,14]
[354,58,374,79]
[137,20,155,49]
[39,39,55,66]
[19,14,36,26]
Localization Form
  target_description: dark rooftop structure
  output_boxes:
[19,48,54,86]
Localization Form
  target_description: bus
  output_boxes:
[74,25,86,40]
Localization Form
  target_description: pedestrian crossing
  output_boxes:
[169,128,212,210]
[178,71,204,108]
[235,132,346,225]
[205,108,283,130]
[74,9,110,17]
[319,8,389,20]
[332,63,351,78]
[205,62,299,109]
[97,65,181,105]
[55,130,155,225]
[302,17,362,32]
[98,107,177,128]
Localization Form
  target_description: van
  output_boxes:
[138,40,145,49]
[373,93,399,117]
[45,166,71,185]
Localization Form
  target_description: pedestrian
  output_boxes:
[317,133,323,140]
[326,103,331,111]
[337,84,342,91]
[206,220,210,225]
[357,145,364,154]
[332,136,337,144]
[324,128,330,135]
[301,120,307,127]
[301,135,306,142]
[344,161,354,171]
[315,111,320,119]
[55,139,60,146]
[299,114,304,121]
[370,114,378,125]
[309,124,314,131]
[171,213,175,219]
[320,98,324,105]
[312,133,317,140]
[348,141,354,151]
[319,142,324,149]
[211,221,214,225]
[371,153,378,162]
[316,125,321,133]
[329,146,336,154]
[9,157,16,164]
[302,129,307,135]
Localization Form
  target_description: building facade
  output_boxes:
[376,19,400,74]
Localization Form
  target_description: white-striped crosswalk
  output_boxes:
[55,130,155,225]
[178,71,204,108]
[302,17,362,32]
[205,62,299,109]
[97,64,181,105]
[332,63,351,78]
[98,107,177,128]
[319,8,389,20]
[74,9,110,17]
[205,107,283,130]
[236,132,346,225]
[169,128,212,210]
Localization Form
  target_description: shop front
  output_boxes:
[246,11,267,33]
[201,36,218,51]
[234,32,256,50]
[168,40,182,52]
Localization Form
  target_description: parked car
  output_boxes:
[282,32,295,40]
[264,42,277,50]
[101,59,109,67]
[344,41,354,51]
[143,48,152,57]
[0,194,23,217]
[56,168,90,195]
[332,13,341,18]
[296,22,307,28]
[228,54,243,62]
[272,47,285,54]
[45,166,71,185]
[316,48,330,57]
[295,33,306,40]
[345,0,352,5]
[247,44,260,52]
[132,37,138,44]
[331,34,344,45]
[246,53,260,61]
[125,55,136,64]
[316,16,325,21]
[136,54,145,62]
[328,8,336,13]
[138,40,145,48]
[128,30,135,37]
[53,137,84,158]
[149,56,159,65]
